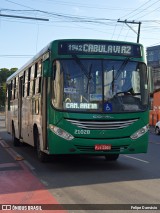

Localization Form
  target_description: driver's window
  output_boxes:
[52,60,64,109]
[132,70,140,93]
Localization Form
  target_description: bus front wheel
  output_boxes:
[34,128,48,162]
[105,154,119,161]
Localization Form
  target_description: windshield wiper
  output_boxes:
[72,54,92,93]
[114,57,131,80]
[72,54,91,80]
[86,64,92,92]
[111,57,131,94]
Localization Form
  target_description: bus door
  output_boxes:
[18,76,23,139]
[42,53,49,150]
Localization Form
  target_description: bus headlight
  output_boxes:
[130,125,149,140]
[49,125,74,141]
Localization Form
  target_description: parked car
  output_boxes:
[155,121,160,135]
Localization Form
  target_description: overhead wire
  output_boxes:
[2,0,160,67]
[120,0,155,19]
[135,5,160,20]
[1,8,119,26]
[117,23,125,40]
[116,0,160,44]
[2,0,160,47]
[127,0,160,20]
[12,0,133,12]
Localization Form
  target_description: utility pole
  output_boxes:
[117,19,141,43]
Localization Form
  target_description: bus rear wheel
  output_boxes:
[34,128,48,162]
[12,125,20,146]
[105,154,119,161]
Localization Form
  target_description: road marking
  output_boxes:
[123,155,149,163]
[23,160,35,171]
[0,140,24,161]
[40,179,49,186]
[0,139,10,148]
[0,163,18,168]
[6,148,24,161]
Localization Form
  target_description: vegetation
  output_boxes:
[0,68,18,110]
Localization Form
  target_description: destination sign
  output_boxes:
[64,102,98,109]
[58,41,142,57]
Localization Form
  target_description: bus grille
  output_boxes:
[75,145,129,152]
[66,118,138,130]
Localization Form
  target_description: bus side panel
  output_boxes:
[41,77,48,150]
[10,99,19,138]
[32,95,43,148]
[5,87,11,134]
[21,98,34,145]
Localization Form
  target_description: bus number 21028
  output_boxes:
[75,130,90,134]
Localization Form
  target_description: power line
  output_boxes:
[2,0,160,48]
[117,0,160,43]
[128,0,160,20]
[120,0,151,19]
[5,0,133,12]
[4,0,36,10]
[136,5,160,20]
[1,8,117,24]
[2,8,160,26]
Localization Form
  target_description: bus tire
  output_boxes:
[12,125,20,146]
[105,154,119,161]
[34,128,48,162]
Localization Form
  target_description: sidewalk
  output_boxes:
[0,137,67,213]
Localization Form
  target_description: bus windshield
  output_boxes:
[52,59,148,113]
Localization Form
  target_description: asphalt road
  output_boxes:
[0,115,160,213]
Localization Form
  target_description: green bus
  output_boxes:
[6,39,149,162]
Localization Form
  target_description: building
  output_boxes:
[147,45,160,91]
[147,45,160,125]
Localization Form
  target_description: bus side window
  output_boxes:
[30,65,35,96]
[7,83,12,110]
[24,70,28,97]
[22,71,25,97]
[11,80,14,100]
[37,60,42,77]
[52,60,63,108]
[52,61,57,100]
[13,78,16,99]
[27,68,31,96]
[15,77,18,99]
[33,63,38,95]
[35,60,42,94]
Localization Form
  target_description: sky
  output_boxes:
[0,0,160,69]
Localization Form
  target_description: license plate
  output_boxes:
[95,144,111,151]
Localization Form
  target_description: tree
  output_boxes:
[0,68,18,109]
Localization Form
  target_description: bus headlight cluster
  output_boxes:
[130,125,149,140]
[49,124,74,141]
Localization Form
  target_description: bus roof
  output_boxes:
[6,42,51,82]
[6,39,143,82]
